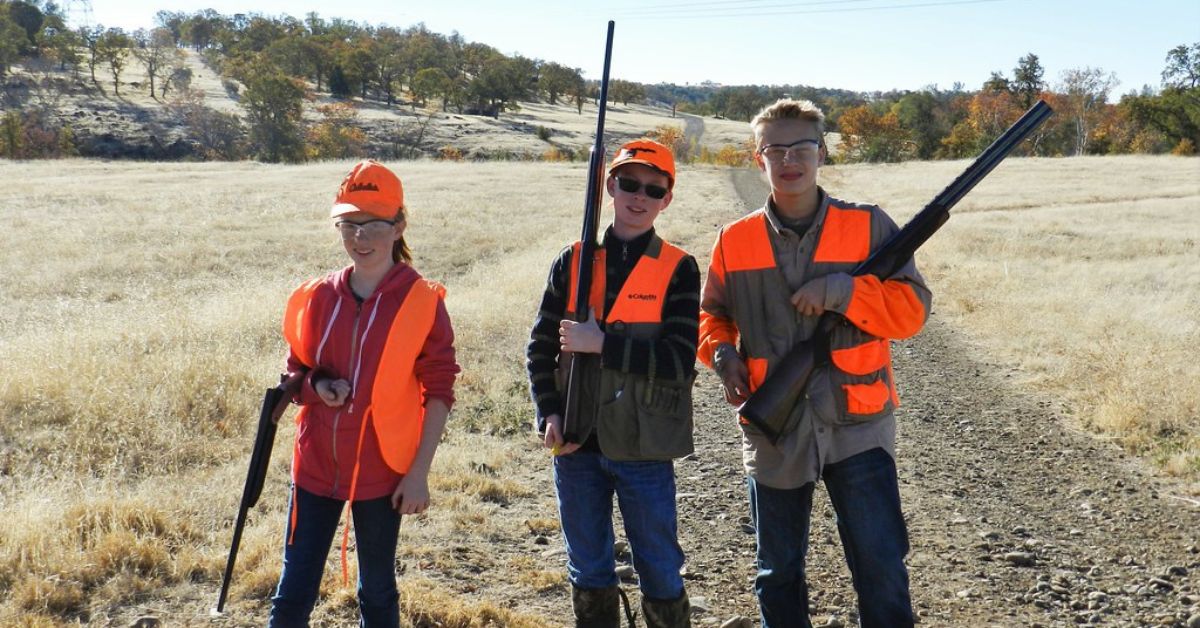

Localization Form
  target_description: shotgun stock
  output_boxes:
[213,371,303,614]
[737,100,1053,444]
[561,21,615,444]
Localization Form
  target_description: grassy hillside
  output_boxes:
[0,155,1195,624]
[3,51,766,161]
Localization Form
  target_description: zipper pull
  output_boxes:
[622,242,628,262]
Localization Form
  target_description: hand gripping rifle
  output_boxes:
[213,371,304,614]
[738,100,1053,444]
[561,21,615,444]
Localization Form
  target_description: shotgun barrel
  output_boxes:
[562,21,615,444]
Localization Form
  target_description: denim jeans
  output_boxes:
[747,447,913,628]
[553,450,685,600]
[269,486,402,628]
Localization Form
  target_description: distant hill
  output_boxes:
[1,51,762,161]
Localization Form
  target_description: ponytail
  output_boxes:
[392,208,412,264]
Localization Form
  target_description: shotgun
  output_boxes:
[561,20,615,444]
[213,371,303,614]
[738,100,1054,444]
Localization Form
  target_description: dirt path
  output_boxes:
[680,113,706,150]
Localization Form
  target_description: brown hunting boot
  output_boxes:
[641,589,691,628]
[572,584,620,628]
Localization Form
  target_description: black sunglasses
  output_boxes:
[615,176,669,200]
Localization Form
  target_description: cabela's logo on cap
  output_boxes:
[348,182,380,193]
[618,147,658,161]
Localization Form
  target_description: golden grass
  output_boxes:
[0,154,1195,623]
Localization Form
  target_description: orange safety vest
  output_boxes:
[714,205,901,420]
[284,277,442,475]
[566,237,687,327]
[559,235,695,461]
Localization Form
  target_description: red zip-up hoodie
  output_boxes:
[286,262,459,501]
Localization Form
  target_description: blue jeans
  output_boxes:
[747,447,913,628]
[553,450,685,600]
[269,486,402,628]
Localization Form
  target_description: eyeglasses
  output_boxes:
[757,139,822,163]
[335,219,395,239]
[615,176,669,200]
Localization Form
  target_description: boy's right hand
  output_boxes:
[714,344,750,406]
[542,414,581,456]
[315,378,351,407]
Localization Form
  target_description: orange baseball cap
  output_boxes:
[330,160,404,220]
[608,138,675,188]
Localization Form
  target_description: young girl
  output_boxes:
[272,160,459,627]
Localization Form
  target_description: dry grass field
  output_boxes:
[0,154,1196,625]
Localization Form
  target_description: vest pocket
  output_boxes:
[830,337,889,375]
[634,373,695,460]
[842,379,890,415]
[830,369,895,424]
[825,327,895,424]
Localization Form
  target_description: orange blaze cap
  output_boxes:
[608,138,675,188]
[331,160,404,220]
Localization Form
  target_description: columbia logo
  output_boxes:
[627,293,657,301]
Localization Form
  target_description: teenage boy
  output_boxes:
[526,138,700,628]
[698,99,931,628]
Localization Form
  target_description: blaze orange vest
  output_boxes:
[559,235,695,461]
[566,236,687,327]
[284,277,443,475]
[717,206,899,420]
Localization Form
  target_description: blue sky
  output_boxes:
[80,0,1199,95]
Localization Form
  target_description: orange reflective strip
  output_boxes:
[842,379,890,415]
[566,242,606,317]
[813,205,870,263]
[746,356,769,392]
[719,214,775,272]
[830,338,890,376]
[606,241,686,324]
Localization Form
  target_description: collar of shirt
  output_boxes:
[765,186,830,241]
[603,225,655,270]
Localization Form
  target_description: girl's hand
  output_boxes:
[315,378,351,407]
[392,473,430,515]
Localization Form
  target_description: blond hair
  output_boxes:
[751,98,826,146]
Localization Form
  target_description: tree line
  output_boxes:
[646,50,1198,161]
[1,0,1196,162]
